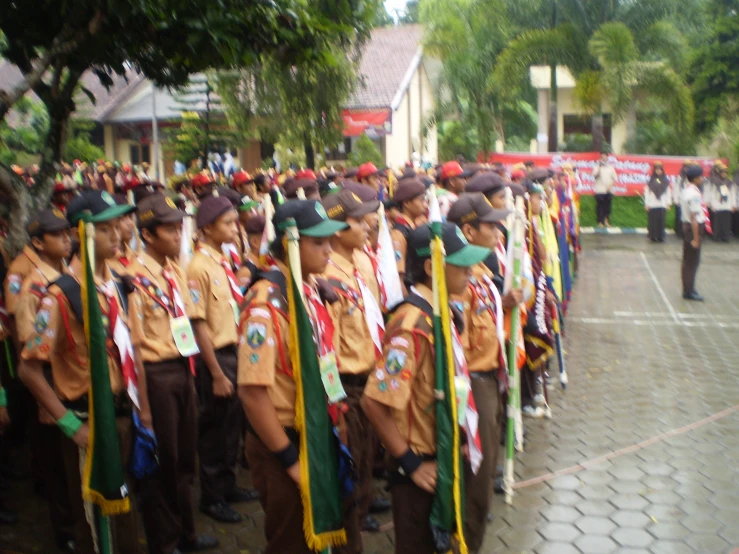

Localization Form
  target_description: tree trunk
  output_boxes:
[591,112,604,152]
[548,64,558,153]
[0,165,32,259]
[304,139,315,170]
[625,97,637,146]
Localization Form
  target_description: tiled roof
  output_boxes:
[346,24,424,110]
[0,60,144,123]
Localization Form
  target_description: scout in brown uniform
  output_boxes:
[321,190,385,533]
[238,200,355,554]
[187,195,257,523]
[18,191,140,554]
[389,178,428,284]
[447,194,521,553]
[108,196,138,275]
[13,208,75,550]
[128,194,218,554]
[361,223,489,554]
[5,242,48,351]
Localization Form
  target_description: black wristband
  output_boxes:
[274,443,299,470]
[397,448,423,476]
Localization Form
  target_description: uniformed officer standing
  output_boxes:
[127,194,218,553]
[681,165,708,301]
[321,190,384,534]
[238,200,352,554]
[187,195,256,524]
[447,194,517,553]
[361,222,490,554]
[18,191,140,554]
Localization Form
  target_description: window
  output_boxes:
[563,114,612,144]
[129,144,151,166]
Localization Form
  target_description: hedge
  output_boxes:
[578,195,676,229]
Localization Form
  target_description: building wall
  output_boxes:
[555,89,628,153]
[383,63,437,170]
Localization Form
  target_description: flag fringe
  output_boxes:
[432,235,468,554]
[286,252,347,552]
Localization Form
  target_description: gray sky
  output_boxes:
[384,0,409,18]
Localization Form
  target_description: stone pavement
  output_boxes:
[2,233,738,553]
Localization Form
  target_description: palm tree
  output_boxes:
[492,0,695,152]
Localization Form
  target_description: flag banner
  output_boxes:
[285,226,347,551]
[376,204,404,310]
[489,152,726,196]
[79,222,130,516]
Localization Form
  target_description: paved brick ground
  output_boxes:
[1,233,738,553]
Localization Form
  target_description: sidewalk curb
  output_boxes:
[580,227,675,235]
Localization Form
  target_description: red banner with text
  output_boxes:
[488,152,724,196]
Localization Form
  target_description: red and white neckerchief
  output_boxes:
[450,319,482,474]
[200,246,244,304]
[496,242,507,277]
[222,243,242,269]
[100,281,138,408]
[363,244,387,310]
[329,258,385,359]
[480,273,509,384]
[161,267,196,375]
[692,185,713,235]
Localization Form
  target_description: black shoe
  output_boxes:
[362,515,381,533]
[368,496,391,514]
[0,508,18,524]
[56,539,76,553]
[199,501,242,523]
[496,464,503,477]
[225,486,259,503]
[494,476,504,494]
[683,291,704,301]
[178,534,219,552]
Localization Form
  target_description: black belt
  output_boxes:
[62,391,131,418]
[470,370,497,380]
[215,344,238,355]
[340,373,369,387]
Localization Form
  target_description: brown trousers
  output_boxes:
[139,358,197,554]
[342,381,374,522]
[246,430,362,554]
[60,416,140,554]
[37,421,75,543]
[391,477,436,554]
[197,345,242,506]
[464,374,503,553]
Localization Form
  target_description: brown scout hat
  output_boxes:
[322,189,380,222]
[137,193,186,230]
[196,194,234,229]
[447,193,511,226]
[27,208,71,237]
[392,178,426,204]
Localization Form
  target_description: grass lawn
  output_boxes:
[579,195,676,229]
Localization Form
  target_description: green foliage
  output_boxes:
[438,121,478,162]
[0,96,48,165]
[398,1,420,24]
[623,104,698,156]
[560,134,596,153]
[690,0,739,133]
[169,111,209,167]
[374,3,395,26]
[62,120,104,163]
[504,135,533,153]
[348,134,384,167]
[578,195,676,229]
[702,98,739,171]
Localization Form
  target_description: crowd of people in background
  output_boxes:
[0,155,583,554]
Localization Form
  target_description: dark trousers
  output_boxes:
[713,210,732,242]
[391,477,436,554]
[682,224,703,295]
[595,193,612,225]
[647,208,666,242]
[139,358,197,554]
[245,431,313,554]
[37,422,75,544]
[674,206,683,237]
[60,416,140,554]
[732,211,739,237]
[520,364,541,408]
[342,379,375,522]
[197,345,242,506]
[464,374,502,553]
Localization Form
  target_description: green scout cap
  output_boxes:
[407,222,490,267]
[273,199,347,238]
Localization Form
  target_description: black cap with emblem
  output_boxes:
[67,190,136,225]
[27,208,71,237]
[321,189,380,221]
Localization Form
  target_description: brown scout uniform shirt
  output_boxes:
[238,264,296,427]
[5,245,44,315]
[20,264,126,402]
[324,252,376,375]
[364,284,437,456]
[186,243,239,350]
[15,259,68,343]
[128,251,195,363]
[462,263,501,373]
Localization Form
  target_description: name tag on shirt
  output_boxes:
[319,352,346,404]
[171,316,200,357]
